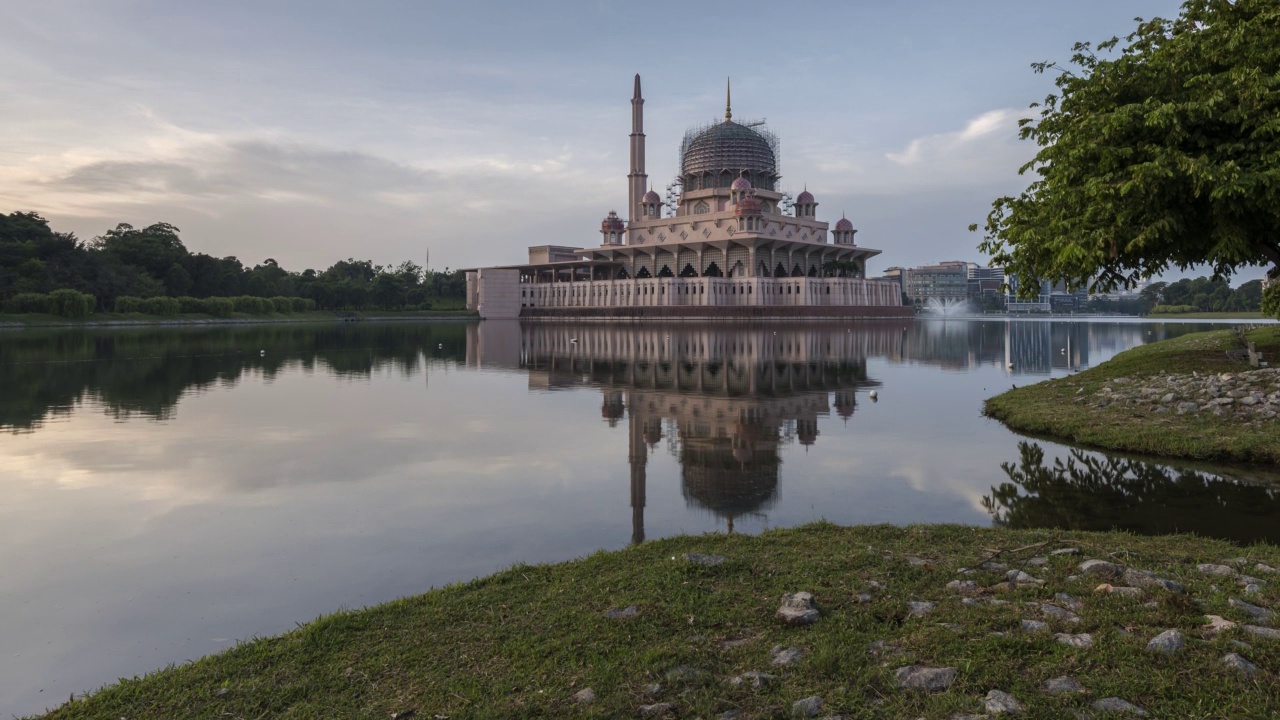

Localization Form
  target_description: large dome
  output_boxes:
[680,120,779,187]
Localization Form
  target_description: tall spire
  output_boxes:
[633,73,641,100]
[628,74,647,226]
[725,76,732,121]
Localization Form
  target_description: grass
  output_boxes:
[985,326,1280,465]
[1145,311,1269,320]
[33,523,1280,719]
[0,307,476,327]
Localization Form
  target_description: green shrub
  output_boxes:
[291,297,316,312]
[202,297,235,317]
[141,296,180,316]
[231,296,272,314]
[114,296,144,313]
[3,293,51,314]
[177,296,204,314]
[270,296,294,313]
[1263,283,1280,320]
[1151,304,1198,314]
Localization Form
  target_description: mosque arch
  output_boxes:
[774,262,787,277]
[791,264,805,277]
[730,260,744,277]
[657,265,674,278]
[615,266,631,280]
[679,263,699,278]
[636,266,652,279]
[704,262,723,278]
[694,201,710,214]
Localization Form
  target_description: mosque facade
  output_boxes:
[465,76,909,320]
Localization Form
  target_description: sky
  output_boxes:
[3,0,1260,283]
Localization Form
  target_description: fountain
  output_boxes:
[922,297,972,317]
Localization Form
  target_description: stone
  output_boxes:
[1091,697,1147,716]
[1027,556,1048,566]
[726,671,774,689]
[1041,603,1081,624]
[1080,559,1124,577]
[639,702,674,716]
[1042,676,1085,695]
[776,592,820,626]
[1222,653,1259,676]
[642,683,662,697]
[1006,569,1043,584]
[791,696,823,717]
[1055,593,1084,610]
[1055,632,1094,648]
[572,688,596,704]
[1145,629,1184,654]
[894,665,957,692]
[1198,563,1237,577]
[866,580,885,591]
[908,601,936,618]
[1051,548,1082,556]
[1122,568,1184,593]
[855,592,872,604]
[683,552,726,566]
[906,556,930,567]
[947,580,980,595]
[1203,615,1237,635]
[665,665,703,683]
[1242,625,1280,640]
[719,711,742,720]
[1229,597,1273,623]
[1245,584,1263,595]
[985,689,1022,714]
[1021,619,1048,633]
[1236,574,1267,587]
[1256,563,1279,575]
[1094,583,1142,598]
[605,605,639,619]
[771,646,805,665]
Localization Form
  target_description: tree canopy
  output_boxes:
[975,0,1280,295]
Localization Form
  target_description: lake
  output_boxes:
[2,318,1278,716]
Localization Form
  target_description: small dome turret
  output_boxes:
[730,176,752,191]
[832,213,857,247]
[601,210,625,245]
[834,217,854,232]
[795,189,814,205]
[794,187,818,218]
[642,189,661,203]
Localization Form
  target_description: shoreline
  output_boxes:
[984,327,1280,465]
[33,523,1280,720]
[0,310,479,330]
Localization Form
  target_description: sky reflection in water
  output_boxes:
[0,319,1277,716]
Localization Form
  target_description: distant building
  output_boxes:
[903,261,969,308]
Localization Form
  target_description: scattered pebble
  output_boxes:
[682,553,726,566]
[855,593,872,604]
[771,646,805,666]
[1242,625,1280,640]
[639,702,674,716]
[1027,556,1048,566]
[1203,615,1237,635]
[1245,584,1263,595]
[894,665,957,692]
[1042,675,1085,695]
[1256,563,1279,575]
[1006,569,1043,585]
[1198,563,1236,577]
[1228,597,1273,623]
[776,592,820,626]
[1021,619,1048,633]
[643,683,662,697]
[1222,653,1259,676]
[665,665,702,683]
[1051,548,1082,556]
[1080,559,1124,578]
[1055,593,1084,610]
[946,580,980,595]
[791,695,823,717]
[906,556,930,567]
[985,689,1022,714]
[572,688,595,704]
[1145,629,1184,655]
[605,605,639,619]
[908,601,935,618]
[1055,632,1094,648]
[1122,567,1184,593]
[1092,697,1148,716]
[726,671,774,689]
[1041,603,1081,624]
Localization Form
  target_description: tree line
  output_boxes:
[0,211,468,315]
[1139,277,1265,314]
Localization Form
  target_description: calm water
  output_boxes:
[2,318,1278,715]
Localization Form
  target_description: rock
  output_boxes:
[1092,697,1147,715]
[908,601,935,617]
[1256,563,1279,575]
[947,580,981,595]
[1122,567,1184,593]
[605,606,639,619]
[1006,569,1043,584]
[726,671,774,689]
[1051,548,1082,556]
[979,560,1008,571]
[906,556,930,567]
[1229,597,1273,623]
[1242,625,1280,640]
[855,592,872,604]
[1222,653,1259,676]
[1245,584,1263,595]
[1055,632,1094,648]
[791,696,823,717]
[894,665,957,692]
[1022,619,1049,633]
[1041,604,1081,624]
[1080,559,1124,578]
[665,665,703,683]
[771,646,805,666]
[985,689,1022,714]
[1161,393,1176,403]
[1042,676,1085,695]
[642,683,662,697]
[1027,556,1048,566]
[866,580,885,591]
[682,552,726,566]
[572,688,596,704]
[1145,629,1184,654]
[719,711,742,720]
[1094,583,1142,598]
[1055,593,1084,610]
[639,702,674,716]
[776,592,820,626]
[1198,563,1237,577]
[1203,615,1238,635]
[1236,574,1267,587]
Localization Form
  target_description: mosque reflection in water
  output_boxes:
[468,322,898,543]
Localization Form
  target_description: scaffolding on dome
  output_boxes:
[678,118,781,181]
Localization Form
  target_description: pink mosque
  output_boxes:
[465,76,910,320]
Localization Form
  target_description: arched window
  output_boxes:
[694,201,710,215]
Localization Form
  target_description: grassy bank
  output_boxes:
[35,523,1280,719]
[985,327,1280,465]
[0,308,477,328]
[1145,311,1269,320]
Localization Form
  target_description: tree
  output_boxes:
[974,1,1280,297]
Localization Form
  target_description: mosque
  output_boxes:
[465,76,910,320]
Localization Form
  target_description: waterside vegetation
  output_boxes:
[33,523,1280,720]
[986,327,1280,464]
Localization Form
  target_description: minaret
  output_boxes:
[628,394,647,545]
[725,76,732,121]
[628,74,647,227]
